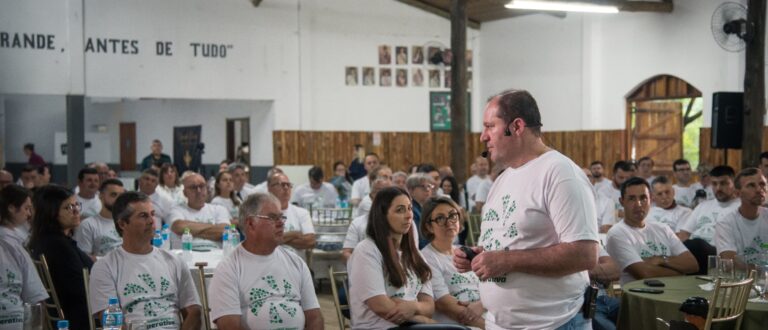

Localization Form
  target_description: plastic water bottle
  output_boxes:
[182,228,193,262]
[341,197,349,209]
[57,320,69,330]
[102,297,123,330]
[161,224,171,250]
[229,225,240,250]
[222,225,231,255]
[152,230,163,248]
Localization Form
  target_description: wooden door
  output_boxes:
[632,101,682,174]
[119,122,136,171]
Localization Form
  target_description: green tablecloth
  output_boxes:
[618,276,768,330]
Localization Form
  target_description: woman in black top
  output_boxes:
[28,185,94,330]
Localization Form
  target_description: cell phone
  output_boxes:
[643,279,665,287]
[629,288,664,294]
[460,246,477,261]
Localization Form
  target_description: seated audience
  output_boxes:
[407,173,435,249]
[252,166,283,194]
[0,238,49,329]
[330,160,353,201]
[348,187,435,328]
[465,157,491,212]
[228,163,256,201]
[672,159,701,208]
[419,197,483,327]
[28,185,94,330]
[36,163,51,187]
[590,161,611,191]
[0,185,33,244]
[350,152,381,207]
[210,170,241,220]
[169,172,230,250]
[137,169,174,229]
[157,163,186,206]
[637,156,656,183]
[0,169,13,189]
[417,164,441,196]
[392,171,408,190]
[440,176,466,210]
[76,167,103,219]
[74,179,126,258]
[597,160,633,220]
[715,168,768,269]
[606,177,698,285]
[647,176,692,232]
[354,165,393,218]
[209,193,323,329]
[342,177,392,261]
[695,163,715,203]
[291,166,339,209]
[587,166,618,233]
[678,166,740,273]
[19,165,39,189]
[89,192,201,329]
[268,173,315,261]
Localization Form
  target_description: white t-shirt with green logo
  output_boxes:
[680,198,740,244]
[0,240,49,330]
[169,203,231,249]
[606,220,689,285]
[74,214,123,256]
[646,205,692,232]
[715,207,768,265]
[348,238,433,330]
[478,151,597,329]
[282,204,315,260]
[209,245,320,330]
[421,244,480,324]
[88,247,200,329]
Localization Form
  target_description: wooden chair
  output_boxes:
[82,268,96,330]
[195,262,212,330]
[703,270,756,330]
[32,254,65,330]
[328,266,350,329]
[465,214,482,247]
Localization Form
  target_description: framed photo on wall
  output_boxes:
[430,91,471,132]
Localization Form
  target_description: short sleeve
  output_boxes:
[299,209,315,234]
[547,176,599,243]
[214,205,232,225]
[351,179,366,200]
[174,255,201,309]
[343,220,363,249]
[88,257,116,315]
[18,246,49,304]
[423,254,449,299]
[715,216,738,254]
[169,206,186,225]
[73,219,95,255]
[349,242,387,302]
[663,225,689,256]
[606,228,642,271]
[675,208,692,232]
[208,254,244,322]
[298,258,320,310]
[680,207,702,234]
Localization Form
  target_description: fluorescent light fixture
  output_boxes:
[505,0,619,13]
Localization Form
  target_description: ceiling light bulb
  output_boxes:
[505,0,619,14]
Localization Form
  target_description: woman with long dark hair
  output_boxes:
[210,170,241,220]
[348,186,435,328]
[0,185,33,244]
[27,185,93,330]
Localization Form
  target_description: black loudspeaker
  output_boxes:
[711,92,743,149]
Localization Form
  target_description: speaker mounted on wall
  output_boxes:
[711,92,743,149]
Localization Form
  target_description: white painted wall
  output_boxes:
[480,0,750,131]
[3,95,67,163]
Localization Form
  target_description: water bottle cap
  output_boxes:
[57,320,69,328]
[108,296,119,304]
[163,223,169,229]
[155,229,160,234]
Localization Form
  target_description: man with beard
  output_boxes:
[606,177,697,285]
[678,166,740,274]
[74,179,126,258]
[715,168,768,269]
[590,161,611,191]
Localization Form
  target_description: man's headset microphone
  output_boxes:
[480,126,512,159]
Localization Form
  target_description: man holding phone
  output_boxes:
[606,177,698,285]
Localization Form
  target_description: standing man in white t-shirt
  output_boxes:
[454,89,599,329]
[169,172,231,250]
[89,192,202,329]
[350,153,381,207]
[465,156,492,213]
[646,176,692,232]
[268,173,316,261]
[679,165,740,274]
[672,159,702,208]
[715,168,768,269]
[76,167,103,219]
[209,193,322,329]
[74,179,126,258]
[605,177,698,285]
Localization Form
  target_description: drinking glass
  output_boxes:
[23,302,43,330]
[757,265,768,300]
[719,258,735,281]
[707,255,720,277]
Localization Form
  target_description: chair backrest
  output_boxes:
[195,262,212,330]
[328,266,350,329]
[704,270,756,330]
[465,214,482,246]
[82,268,96,330]
[32,254,65,330]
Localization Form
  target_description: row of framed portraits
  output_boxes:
[378,45,473,67]
[345,67,472,88]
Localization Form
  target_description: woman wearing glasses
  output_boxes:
[348,186,435,328]
[28,185,93,330]
[419,197,484,327]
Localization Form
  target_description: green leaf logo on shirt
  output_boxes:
[248,275,299,324]
[122,274,173,317]
[503,223,518,238]
[640,241,669,259]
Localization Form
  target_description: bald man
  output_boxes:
[169,172,231,250]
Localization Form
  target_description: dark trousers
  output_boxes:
[683,238,715,275]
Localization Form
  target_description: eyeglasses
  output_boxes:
[252,214,287,223]
[418,184,435,191]
[431,211,460,226]
[186,184,207,191]
[270,182,293,189]
[62,202,82,213]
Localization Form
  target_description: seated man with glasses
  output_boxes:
[209,193,323,330]
[89,192,202,329]
[169,172,231,250]
[267,173,315,262]
[406,173,435,249]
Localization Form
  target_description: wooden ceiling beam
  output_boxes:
[396,0,482,29]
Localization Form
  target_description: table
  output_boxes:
[618,276,768,330]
